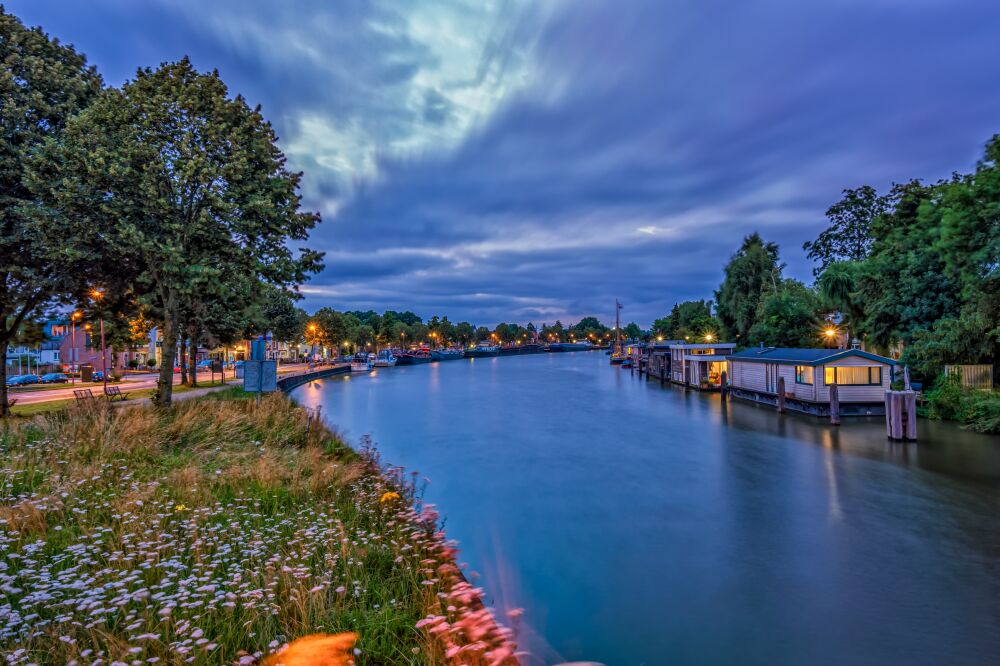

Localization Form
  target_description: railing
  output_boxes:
[944,364,994,390]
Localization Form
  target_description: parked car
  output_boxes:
[6,374,41,386]
[196,359,215,368]
[40,373,69,384]
[91,371,106,382]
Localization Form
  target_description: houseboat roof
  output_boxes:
[668,342,736,350]
[728,347,897,366]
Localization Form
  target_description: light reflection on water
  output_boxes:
[291,353,1000,665]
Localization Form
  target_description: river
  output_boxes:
[289,351,1000,665]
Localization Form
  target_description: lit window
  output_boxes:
[824,366,882,385]
[795,366,813,385]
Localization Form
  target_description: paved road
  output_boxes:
[9,365,328,405]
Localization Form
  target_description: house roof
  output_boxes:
[727,347,897,366]
[669,342,736,350]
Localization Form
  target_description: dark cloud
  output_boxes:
[12,0,1000,325]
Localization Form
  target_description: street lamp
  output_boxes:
[70,311,82,385]
[91,289,108,391]
[704,333,714,343]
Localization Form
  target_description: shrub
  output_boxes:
[925,372,1000,434]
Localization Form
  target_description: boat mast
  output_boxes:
[614,299,623,355]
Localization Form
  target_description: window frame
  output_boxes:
[795,365,814,385]
[824,365,883,386]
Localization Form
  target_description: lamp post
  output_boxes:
[91,289,108,391]
[70,311,82,385]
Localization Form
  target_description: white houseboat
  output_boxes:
[726,346,896,416]
[669,342,737,389]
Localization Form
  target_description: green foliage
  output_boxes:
[715,232,782,342]
[28,58,322,404]
[747,279,821,348]
[803,185,887,276]
[924,373,1000,434]
[652,300,721,341]
[0,8,102,413]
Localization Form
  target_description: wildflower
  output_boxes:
[379,491,400,504]
[174,504,187,513]
[261,632,357,666]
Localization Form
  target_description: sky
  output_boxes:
[11,0,1000,327]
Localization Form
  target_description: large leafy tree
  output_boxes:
[804,185,887,276]
[0,8,102,414]
[29,58,322,404]
[652,300,721,341]
[747,279,821,348]
[715,232,782,343]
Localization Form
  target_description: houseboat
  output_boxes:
[430,348,465,361]
[465,345,499,358]
[726,346,896,416]
[397,349,434,365]
[669,342,737,389]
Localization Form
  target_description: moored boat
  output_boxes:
[398,349,434,364]
[549,341,592,352]
[373,349,397,367]
[350,352,373,372]
[465,345,499,358]
[430,348,465,361]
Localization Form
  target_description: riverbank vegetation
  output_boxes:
[0,391,519,664]
[650,133,998,431]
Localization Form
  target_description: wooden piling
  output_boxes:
[777,376,786,413]
[884,391,892,437]
[720,370,728,401]
[660,360,666,386]
[829,382,840,425]
[904,391,917,440]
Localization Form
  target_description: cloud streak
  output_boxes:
[13,0,1000,326]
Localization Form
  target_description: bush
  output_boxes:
[146,358,157,368]
[925,373,1000,434]
[128,358,139,368]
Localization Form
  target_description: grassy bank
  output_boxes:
[0,391,518,664]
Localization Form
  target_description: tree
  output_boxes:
[29,58,322,405]
[816,261,863,342]
[0,8,102,415]
[715,233,782,343]
[262,287,305,344]
[747,279,821,348]
[652,300,721,340]
[454,321,475,346]
[804,185,888,276]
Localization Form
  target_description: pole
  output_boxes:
[70,319,76,385]
[100,316,108,391]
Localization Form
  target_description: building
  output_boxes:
[727,347,896,416]
[669,342,737,389]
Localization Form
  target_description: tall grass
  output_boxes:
[0,392,519,665]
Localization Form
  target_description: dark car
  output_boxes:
[91,371,107,382]
[39,373,69,384]
[6,374,41,386]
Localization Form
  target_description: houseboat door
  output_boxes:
[765,363,779,393]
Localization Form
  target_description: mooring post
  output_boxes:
[904,390,917,440]
[829,382,840,425]
[889,392,904,439]
[660,360,666,386]
[777,376,786,413]
[720,370,728,401]
[884,391,892,437]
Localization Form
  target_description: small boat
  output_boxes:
[610,353,626,365]
[621,358,633,368]
[397,349,434,365]
[373,350,397,367]
[430,348,465,361]
[350,352,373,372]
[465,345,499,358]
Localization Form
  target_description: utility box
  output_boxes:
[242,359,277,393]
[80,365,94,382]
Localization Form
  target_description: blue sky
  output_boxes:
[12,0,1000,327]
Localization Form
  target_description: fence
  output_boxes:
[944,364,994,390]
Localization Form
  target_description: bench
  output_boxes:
[73,389,96,402]
[104,385,128,402]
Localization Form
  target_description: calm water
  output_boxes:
[290,352,1000,665]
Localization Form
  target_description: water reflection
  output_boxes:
[291,353,1000,665]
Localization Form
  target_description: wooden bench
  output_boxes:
[104,385,128,402]
[73,389,96,402]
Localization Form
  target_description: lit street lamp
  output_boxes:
[91,289,108,391]
[70,311,82,385]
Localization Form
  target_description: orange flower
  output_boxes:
[379,491,400,504]
[261,632,358,666]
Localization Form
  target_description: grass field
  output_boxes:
[0,391,518,664]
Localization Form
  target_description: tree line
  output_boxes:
[652,134,998,385]
[2,9,321,412]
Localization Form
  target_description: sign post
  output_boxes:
[243,336,277,403]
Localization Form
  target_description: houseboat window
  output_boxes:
[824,366,882,385]
[795,366,813,385]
